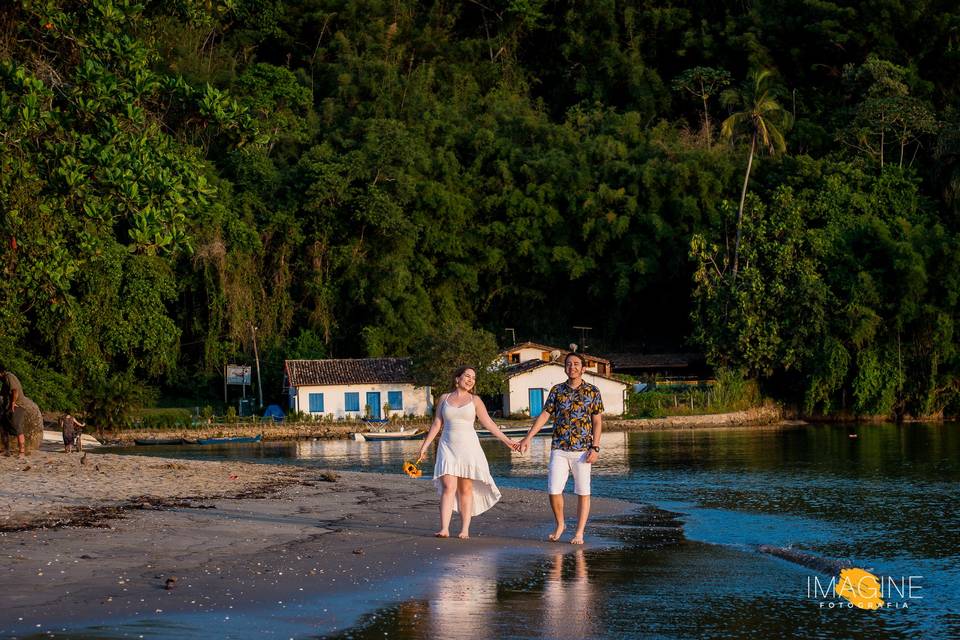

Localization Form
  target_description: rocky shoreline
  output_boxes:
[85,406,786,445]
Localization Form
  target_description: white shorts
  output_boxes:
[547,449,592,496]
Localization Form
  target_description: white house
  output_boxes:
[285,358,432,419]
[500,341,613,376]
[501,360,629,417]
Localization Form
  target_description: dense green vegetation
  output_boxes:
[2,0,959,420]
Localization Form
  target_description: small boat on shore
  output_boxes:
[42,430,103,448]
[353,428,425,442]
[134,437,189,446]
[196,434,263,445]
[477,425,554,439]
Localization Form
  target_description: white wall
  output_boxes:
[515,347,548,362]
[292,383,432,419]
[504,364,626,416]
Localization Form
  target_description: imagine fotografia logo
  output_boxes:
[808,568,923,609]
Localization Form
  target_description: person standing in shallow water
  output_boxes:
[417,366,521,539]
[519,352,603,544]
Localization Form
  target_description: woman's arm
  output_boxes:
[417,394,446,462]
[474,397,520,450]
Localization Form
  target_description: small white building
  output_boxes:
[500,342,613,376]
[501,360,629,417]
[285,358,432,419]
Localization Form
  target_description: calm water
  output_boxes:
[98,423,958,638]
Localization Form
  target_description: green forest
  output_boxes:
[2,0,959,420]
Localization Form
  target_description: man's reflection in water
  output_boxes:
[543,550,594,639]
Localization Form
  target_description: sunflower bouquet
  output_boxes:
[402,460,423,478]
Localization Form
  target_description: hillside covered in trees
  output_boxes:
[2,0,959,420]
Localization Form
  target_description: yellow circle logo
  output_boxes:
[835,568,885,609]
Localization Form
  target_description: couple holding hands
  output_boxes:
[416,352,603,544]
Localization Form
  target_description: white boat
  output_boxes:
[477,425,553,439]
[352,428,425,442]
[42,429,102,448]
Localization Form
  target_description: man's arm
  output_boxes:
[519,410,551,454]
[585,412,602,463]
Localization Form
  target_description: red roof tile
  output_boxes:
[285,358,413,386]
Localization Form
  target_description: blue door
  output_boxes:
[366,392,382,419]
[529,388,544,417]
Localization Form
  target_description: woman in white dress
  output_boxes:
[416,366,520,539]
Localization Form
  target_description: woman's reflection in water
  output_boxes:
[428,560,499,639]
[543,550,595,639]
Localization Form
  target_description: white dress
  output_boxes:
[433,398,502,516]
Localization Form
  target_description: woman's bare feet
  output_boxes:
[435,530,450,538]
[548,524,565,542]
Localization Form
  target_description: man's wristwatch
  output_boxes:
[589,445,600,452]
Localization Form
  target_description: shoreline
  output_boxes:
[0,452,680,637]
[87,406,789,445]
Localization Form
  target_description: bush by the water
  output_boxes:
[627,369,760,419]
[131,408,194,430]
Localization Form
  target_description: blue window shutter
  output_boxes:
[388,391,403,410]
[345,392,360,412]
[308,393,324,413]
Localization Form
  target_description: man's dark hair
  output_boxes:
[565,352,587,368]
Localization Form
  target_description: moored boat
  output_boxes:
[134,437,189,446]
[352,428,425,442]
[195,434,263,445]
[477,425,554,439]
[42,430,103,448]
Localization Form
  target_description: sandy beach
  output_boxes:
[0,450,681,638]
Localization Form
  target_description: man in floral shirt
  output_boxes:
[519,352,603,544]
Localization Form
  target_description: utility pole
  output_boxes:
[251,324,263,409]
[573,326,593,351]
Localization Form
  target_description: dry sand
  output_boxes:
[0,450,681,637]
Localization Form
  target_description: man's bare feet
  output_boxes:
[548,524,565,542]
[570,533,585,545]
[458,532,470,539]
[435,530,450,538]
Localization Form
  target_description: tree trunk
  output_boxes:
[732,132,756,281]
[702,95,711,148]
[900,124,907,167]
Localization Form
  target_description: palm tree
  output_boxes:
[721,69,792,279]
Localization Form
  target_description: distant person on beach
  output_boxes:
[60,412,86,453]
[519,352,603,544]
[0,364,27,459]
[417,366,522,539]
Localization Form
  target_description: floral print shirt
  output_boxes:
[544,381,604,451]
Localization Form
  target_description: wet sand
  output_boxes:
[0,451,669,637]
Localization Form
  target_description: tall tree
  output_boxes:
[672,66,732,147]
[721,69,792,279]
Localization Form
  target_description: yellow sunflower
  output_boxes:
[402,460,423,478]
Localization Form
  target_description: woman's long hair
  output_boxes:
[451,366,477,394]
